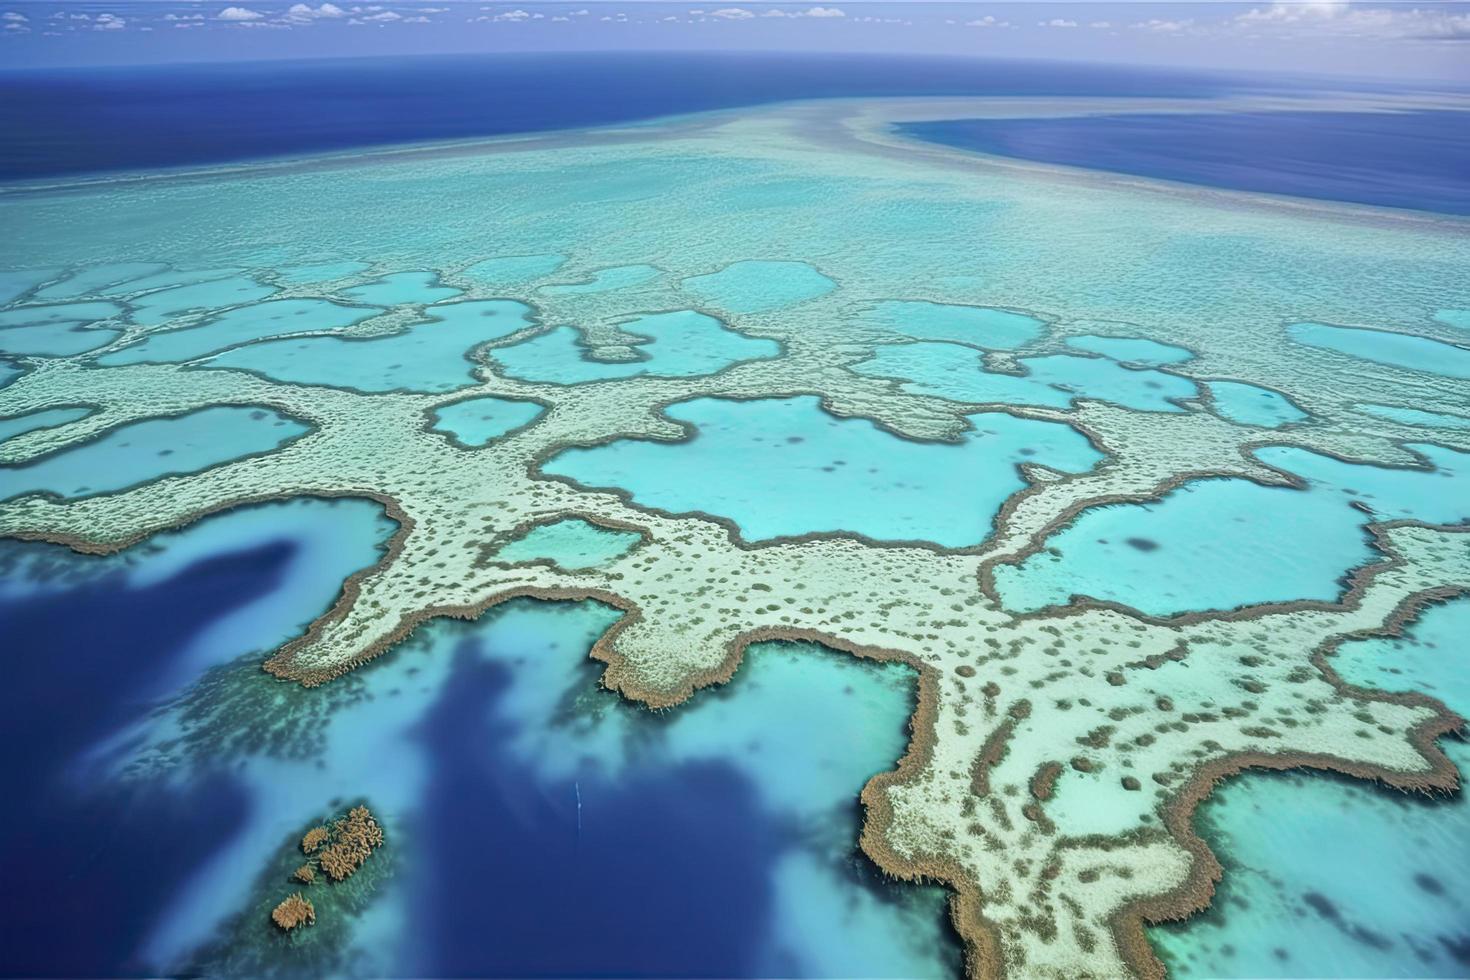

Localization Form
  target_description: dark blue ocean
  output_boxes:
[900,111,1470,215]
[2,52,1232,180]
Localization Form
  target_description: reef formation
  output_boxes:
[272,805,385,932]
[1,94,1467,977]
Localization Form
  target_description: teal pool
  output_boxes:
[545,395,1103,546]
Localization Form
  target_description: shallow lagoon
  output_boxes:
[545,395,1103,546]
[995,443,1470,616]
[1206,380,1309,428]
[99,298,383,366]
[207,300,533,393]
[492,517,642,569]
[429,394,545,447]
[853,342,1198,411]
[1290,322,1470,380]
[492,310,780,384]
[0,406,309,502]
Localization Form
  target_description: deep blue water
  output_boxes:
[0,52,1235,180]
[899,111,1470,215]
[412,643,783,978]
[0,543,284,976]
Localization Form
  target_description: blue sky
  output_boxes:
[3,1,1469,81]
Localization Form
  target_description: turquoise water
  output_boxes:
[0,268,62,304]
[854,342,1198,412]
[0,300,125,328]
[1290,322,1470,380]
[275,261,372,285]
[681,260,836,314]
[1358,403,1470,431]
[1152,597,1470,978]
[996,443,1470,616]
[0,406,92,444]
[99,299,383,365]
[1207,380,1310,428]
[1436,309,1469,331]
[545,395,1102,546]
[1065,334,1194,364]
[492,310,779,384]
[341,271,463,306]
[1335,596,1470,711]
[492,517,642,569]
[0,406,309,502]
[462,253,566,286]
[33,262,165,300]
[99,268,242,296]
[429,395,545,447]
[207,299,532,393]
[540,264,660,296]
[130,277,281,324]
[0,319,123,356]
[865,301,1043,350]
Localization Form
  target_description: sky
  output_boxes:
[2,0,1469,82]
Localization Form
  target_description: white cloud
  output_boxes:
[362,10,400,20]
[1132,18,1193,33]
[1232,1,1470,40]
[93,12,125,29]
[759,6,844,17]
[163,12,206,20]
[709,8,755,19]
[1089,20,1111,29]
[1039,18,1077,28]
[3,10,28,22]
[965,15,1007,28]
[216,6,266,21]
[493,8,530,20]
[285,2,347,20]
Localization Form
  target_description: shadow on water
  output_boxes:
[0,541,292,976]
[410,640,779,978]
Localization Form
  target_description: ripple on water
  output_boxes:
[866,300,1044,350]
[681,260,836,314]
[460,253,566,287]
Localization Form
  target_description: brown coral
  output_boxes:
[271,893,316,931]
[292,863,316,885]
[301,826,329,854]
[317,806,385,881]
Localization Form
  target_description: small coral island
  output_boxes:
[271,805,385,933]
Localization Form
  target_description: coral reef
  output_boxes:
[270,893,315,932]
[2,94,1468,977]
